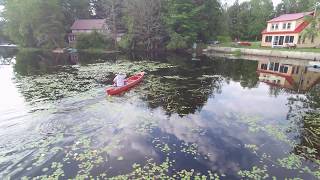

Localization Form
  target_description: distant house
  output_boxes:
[68,19,110,45]
[261,12,320,48]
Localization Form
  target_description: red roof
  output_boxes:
[257,70,295,86]
[71,19,106,30]
[268,12,314,23]
[261,21,310,35]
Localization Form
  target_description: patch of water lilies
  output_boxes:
[108,158,225,180]
[152,138,172,155]
[181,142,200,157]
[14,59,177,105]
[138,73,223,116]
[238,115,320,179]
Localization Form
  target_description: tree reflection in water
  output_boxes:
[1,49,320,179]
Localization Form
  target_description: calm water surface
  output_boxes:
[0,48,319,179]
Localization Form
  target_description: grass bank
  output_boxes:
[219,41,320,53]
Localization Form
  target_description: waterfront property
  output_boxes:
[68,19,111,45]
[261,11,320,48]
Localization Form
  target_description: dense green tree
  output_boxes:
[102,0,124,47]
[249,0,274,40]
[4,0,65,48]
[275,0,320,16]
[165,0,204,49]
[60,0,91,29]
[275,0,300,15]
[228,0,273,41]
[120,0,165,51]
[238,2,251,40]
[228,0,241,41]
[201,0,223,40]
[76,31,112,49]
[165,0,223,50]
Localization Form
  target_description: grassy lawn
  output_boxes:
[219,41,320,53]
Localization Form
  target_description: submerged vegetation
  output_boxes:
[0,51,317,179]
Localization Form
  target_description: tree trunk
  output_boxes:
[111,3,117,48]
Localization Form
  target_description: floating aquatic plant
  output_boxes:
[238,165,269,180]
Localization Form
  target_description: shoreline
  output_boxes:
[204,46,320,61]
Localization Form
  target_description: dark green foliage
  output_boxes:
[76,31,112,50]
[5,0,320,49]
[275,0,320,16]
[0,21,8,43]
[227,0,274,41]
[60,0,91,29]
[4,0,66,48]
[217,36,232,43]
[120,0,165,51]
[3,0,91,48]
[165,0,223,50]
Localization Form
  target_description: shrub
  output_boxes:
[166,32,188,50]
[118,35,132,50]
[217,36,232,43]
[76,31,113,50]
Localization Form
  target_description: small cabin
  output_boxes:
[68,19,110,45]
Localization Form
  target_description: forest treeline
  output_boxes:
[0,0,319,50]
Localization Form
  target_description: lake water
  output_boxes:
[0,48,319,179]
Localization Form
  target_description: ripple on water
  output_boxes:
[0,53,319,179]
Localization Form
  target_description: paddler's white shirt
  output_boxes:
[114,74,126,87]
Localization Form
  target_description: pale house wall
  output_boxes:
[261,16,320,48]
[261,33,299,47]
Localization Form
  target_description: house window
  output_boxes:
[296,66,300,74]
[274,36,279,45]
[272,24,279,30]
[274,63,280,72]
[265,36,272,42]
[285,36,290,43]
[287,23,291,29]
[285,36,294,43]
[269,62,275,71]
[283,23,287,29]
[302,37,306,44]
[289,36,294,43]
[280,66,289,73]
[261,64,268,70]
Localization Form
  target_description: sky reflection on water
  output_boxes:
[0,49,319,179]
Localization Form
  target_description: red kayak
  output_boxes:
[106,72,145,96]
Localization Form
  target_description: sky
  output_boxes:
[223,0,281,6]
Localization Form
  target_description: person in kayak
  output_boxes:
[113,73,127,87]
